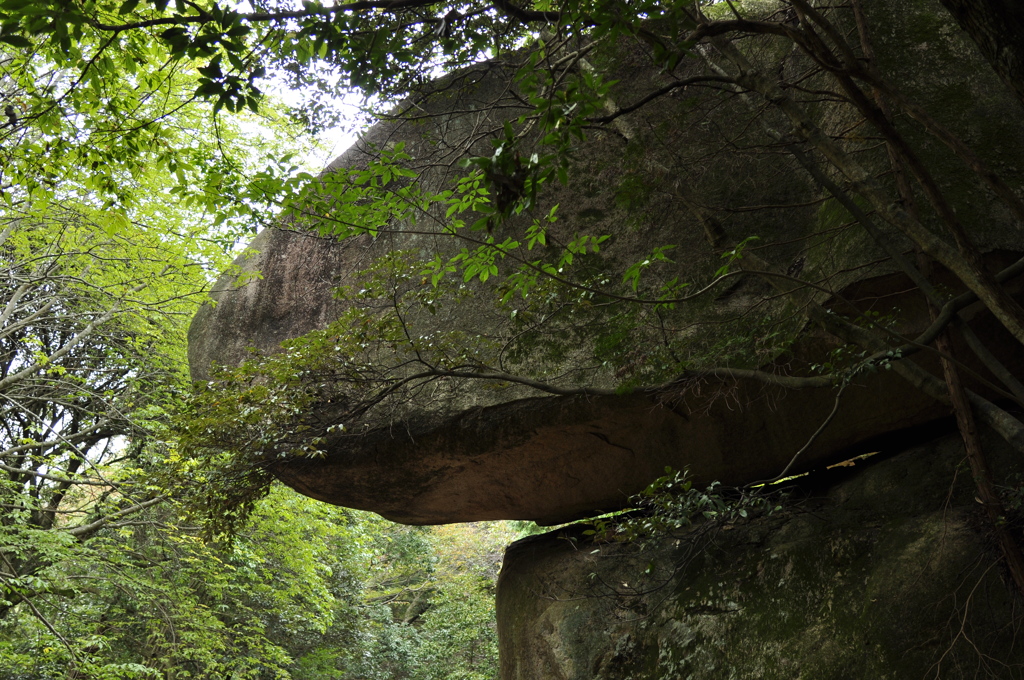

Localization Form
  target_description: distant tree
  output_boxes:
[0,4,325,671]
[335,521,513,680]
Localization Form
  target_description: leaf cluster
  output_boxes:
[585,468,782,545]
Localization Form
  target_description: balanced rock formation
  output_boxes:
[188,0,1024,524]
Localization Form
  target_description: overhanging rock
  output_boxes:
[269,378,951,525]
[188,0,1024,525]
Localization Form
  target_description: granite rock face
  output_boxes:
[188,0,1024,524]
[497,432,1024,679]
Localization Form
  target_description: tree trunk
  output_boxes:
[934,328,1024,599]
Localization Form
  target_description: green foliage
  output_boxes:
[306,520,514,680]
[4,0,1023,675]
[0,4,351,671]
[713,236,761,278]
[0,487,365,679]
[411,573,500,680]
[585,468,782,545]
[0,190,327,675]
[0,465,514,679]
[0,197,224,627]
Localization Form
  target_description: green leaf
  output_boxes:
[0,33,30,47]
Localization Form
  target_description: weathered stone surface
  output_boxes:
[188,0,1024,524]
[268,380,935,525]
[497,432,1024,679]
[188,227,352,379]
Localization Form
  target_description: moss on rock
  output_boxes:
[498,432,1024,679]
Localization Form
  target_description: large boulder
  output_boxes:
[188,0,1024,524]
[497,431,1024,679]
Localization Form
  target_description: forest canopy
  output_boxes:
[0,0,517,675]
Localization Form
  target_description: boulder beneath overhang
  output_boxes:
[496,431,1024,679]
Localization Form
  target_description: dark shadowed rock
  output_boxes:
[497,432,1024,679]
[188,228,352,379]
